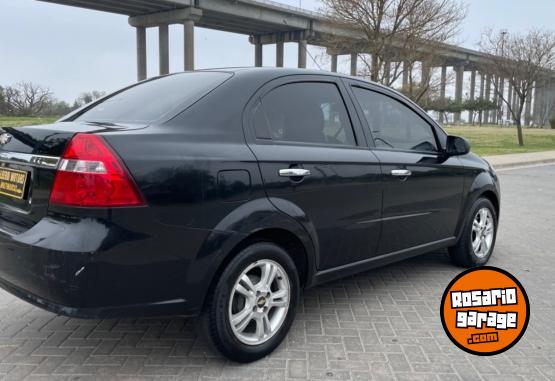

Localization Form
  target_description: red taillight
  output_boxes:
[49,133,145,207]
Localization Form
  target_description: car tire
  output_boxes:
[204,242,300,363]
[449,197,498,268]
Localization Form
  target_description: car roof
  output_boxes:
[202,66,334,75]
[195,66,388,89]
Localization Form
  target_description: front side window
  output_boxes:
[254,82,357,146]
[353,87,437,152]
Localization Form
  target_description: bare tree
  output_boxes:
[479,29,555,146]
[320,0,466,101]
[0,86,6,115]
[73,90,106,108]
[3,82,53,116]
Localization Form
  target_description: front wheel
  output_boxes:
[449,197,498,267]
[204,242,300,362]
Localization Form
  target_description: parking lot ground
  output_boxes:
[0,165,554,381]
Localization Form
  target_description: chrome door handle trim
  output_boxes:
[279,168,311,177]
[391,169,412,177]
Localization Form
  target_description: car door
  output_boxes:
[244,76,382,270]
[348,83,465,255]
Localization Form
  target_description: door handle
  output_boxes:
[391,169,412,177]
[279,168,311,177]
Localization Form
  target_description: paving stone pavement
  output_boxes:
[0,165,554,381]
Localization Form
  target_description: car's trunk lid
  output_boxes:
[0,121,146,233]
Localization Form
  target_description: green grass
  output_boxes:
[444,125,555,156]
[0,116,59,128]
[2,117,555,157]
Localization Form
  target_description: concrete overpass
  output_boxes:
[37,0,555,125]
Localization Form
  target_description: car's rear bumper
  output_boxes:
[0,275,191,319]
[0,213,205,319]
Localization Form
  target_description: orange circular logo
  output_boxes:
[440,266,529,356]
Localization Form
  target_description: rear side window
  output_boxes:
[74,72,231,124]
[254,82,357,146]
[353,87,437,152]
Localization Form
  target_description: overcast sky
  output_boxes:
[1,0,554,102]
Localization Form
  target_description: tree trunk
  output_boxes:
[516,121,524,146]
[516,96,526,146]
[371,55,379,82]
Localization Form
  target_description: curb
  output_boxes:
[490,158,555,170]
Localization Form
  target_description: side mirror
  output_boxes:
[446,135,470,156]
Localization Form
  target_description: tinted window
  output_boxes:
[255,82,356,146]
[353,87,437,152]
[74,72,231,124]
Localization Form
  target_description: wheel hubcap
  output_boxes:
[471,207,495,258]
[228,259,290,346]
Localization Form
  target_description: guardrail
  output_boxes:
[242,0,325,18]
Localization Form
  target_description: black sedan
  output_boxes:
[0,68,500,362]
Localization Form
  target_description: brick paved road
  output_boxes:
[0,164,554,381]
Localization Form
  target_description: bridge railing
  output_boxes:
[244,0,324,19]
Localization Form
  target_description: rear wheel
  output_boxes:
[449,197,497,267]
[204,242,300,362]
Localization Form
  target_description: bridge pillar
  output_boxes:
[454,65,464,123]
[533,80,546,126]
[439,65,447,124]
[506,80,513,121]
[159,24,169,75]
[497,77,504,124]
[524,87,532,126]
[512,84,519,122]
[548,80,555,123]
[255,43,263,67]
[350,53,358,76]
[184,20,195,71]
[128,7,201,79]
[532,81,541,125]
[330,54,338,73]
[276,41,284,67]
[492,76,499,124]
[384,60,391,84]
[478,72,485,124]
[136,27,147,81]
[469,70,476,123]
[420,62,431,99]
[298,40,307,68]
[484,74,492,123]
[250,31,311,69]
[421,62,431,87]
[402,61,410,92]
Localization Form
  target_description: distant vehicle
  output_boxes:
[0,68,500,362]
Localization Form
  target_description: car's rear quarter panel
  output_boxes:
[90,72,292,314]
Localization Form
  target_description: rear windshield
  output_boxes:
[74,72,231,124]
